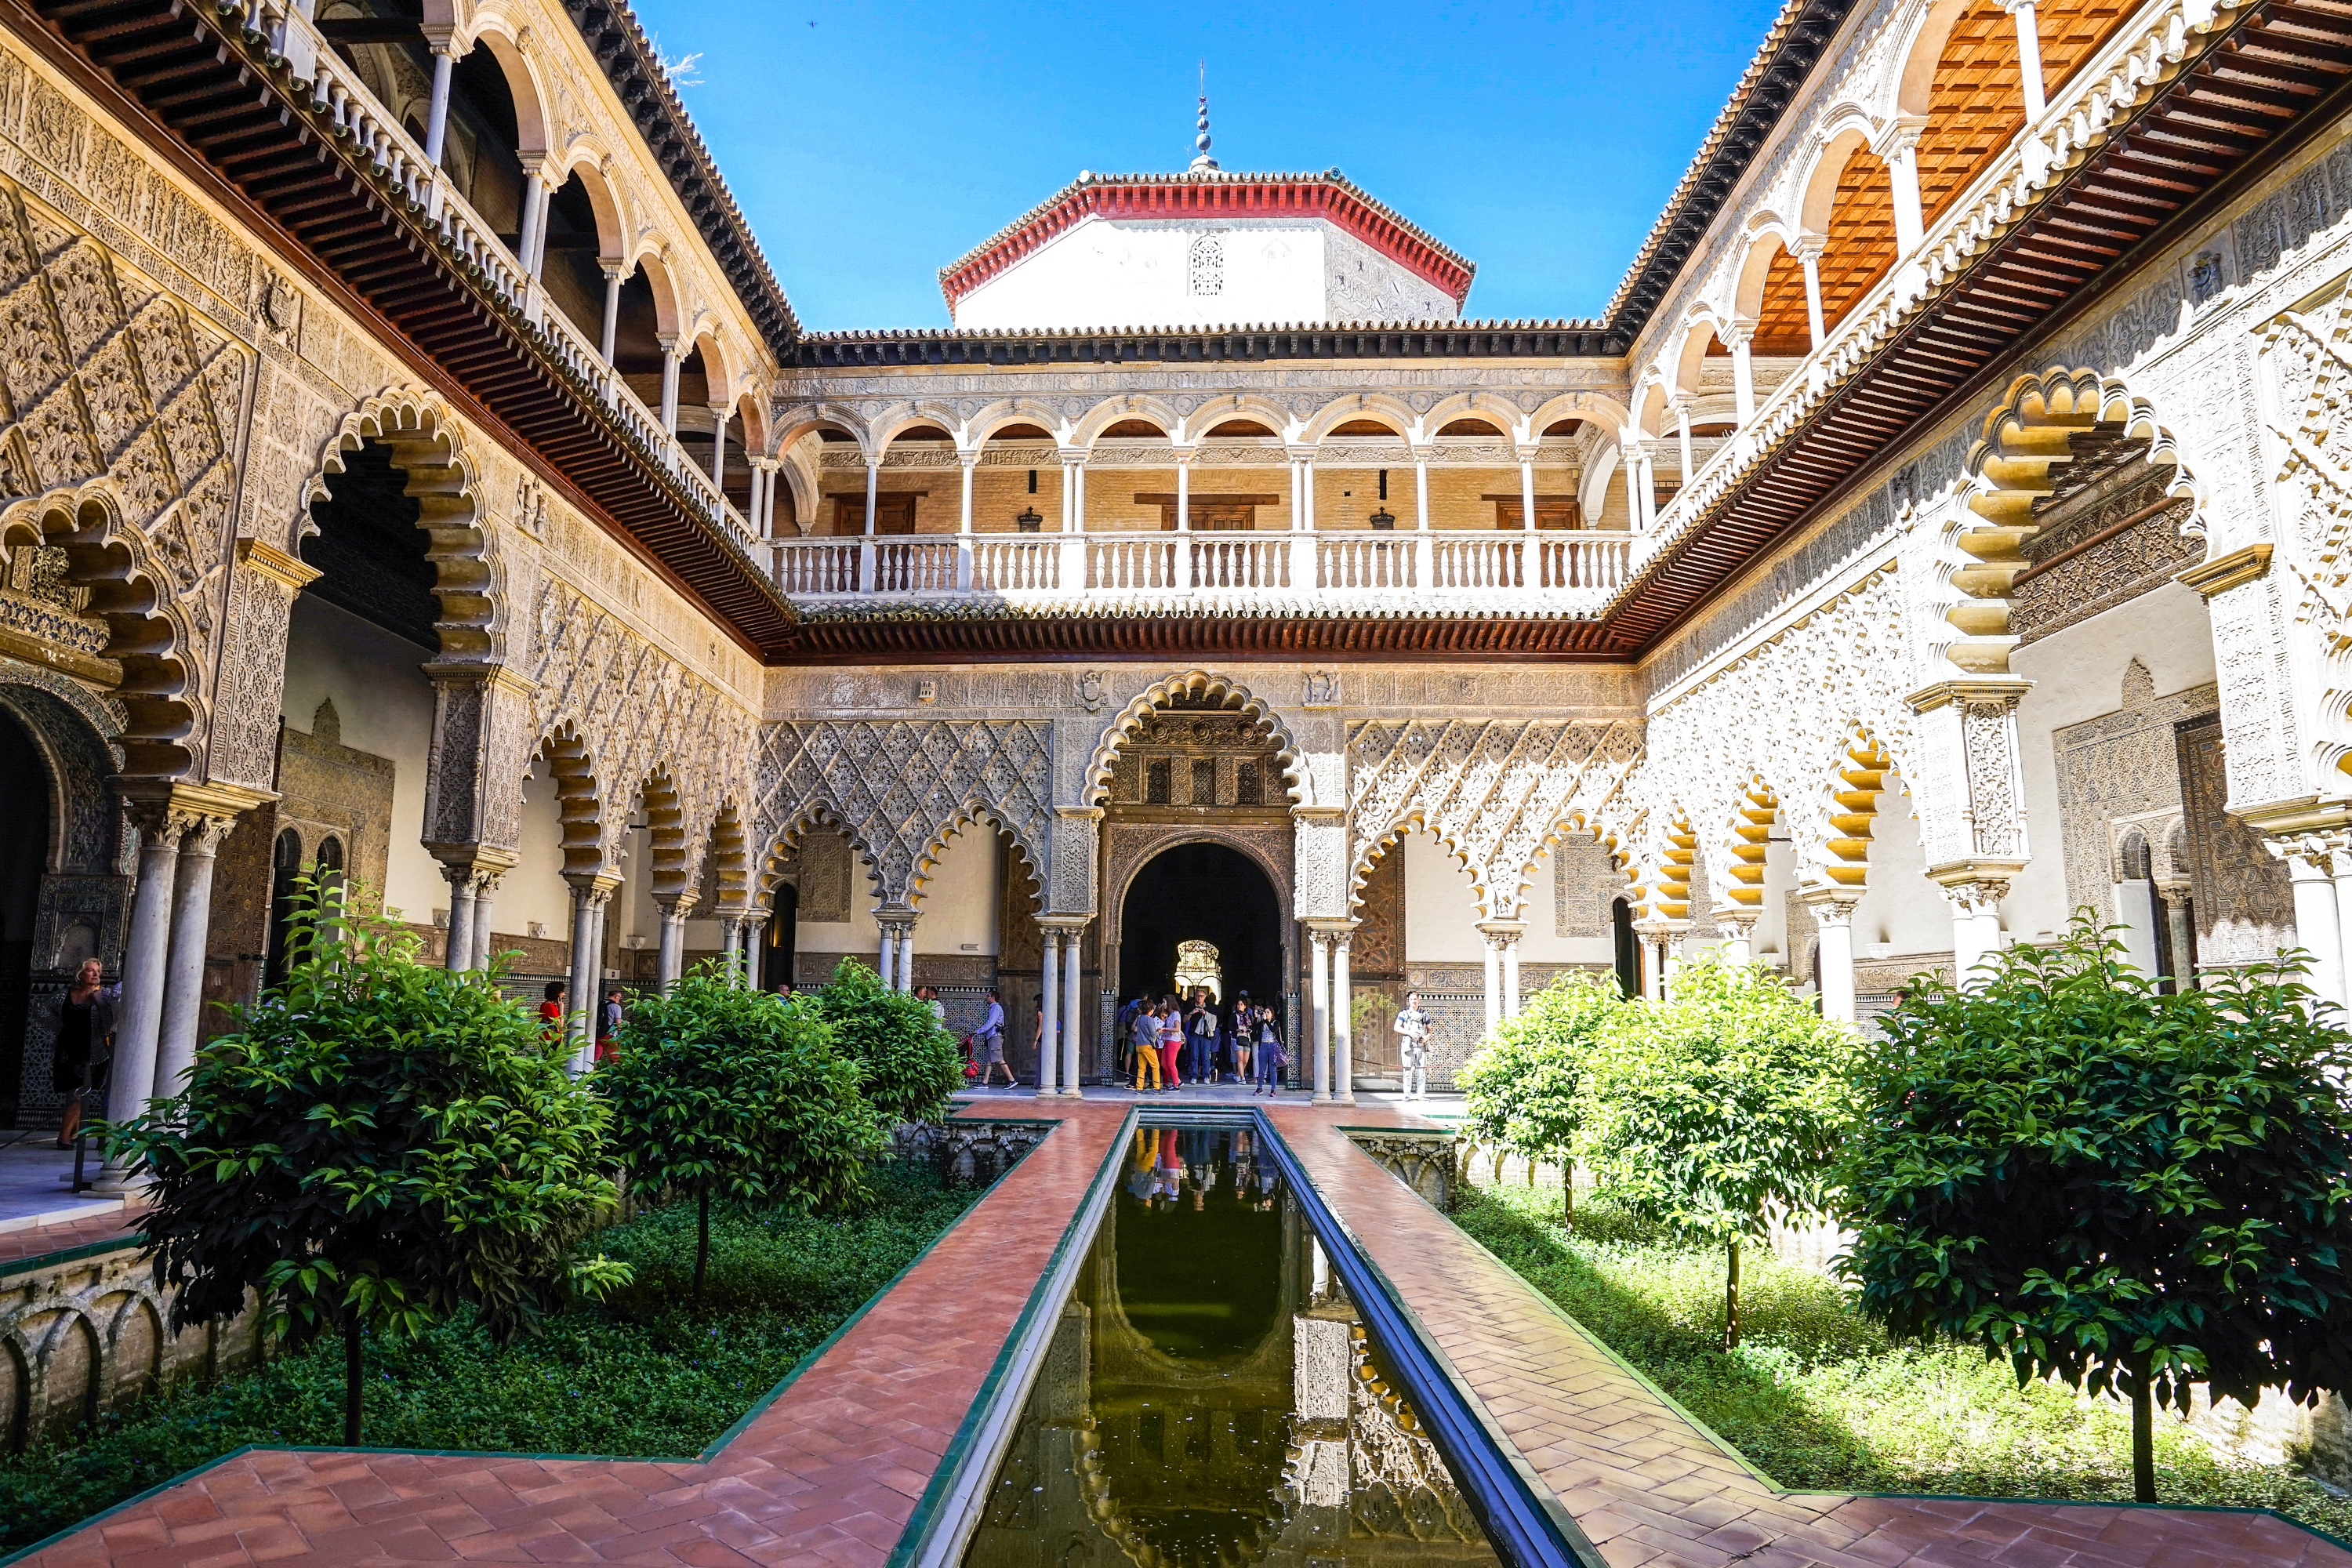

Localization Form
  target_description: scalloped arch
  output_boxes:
[305,390,503,665]
[1084,672,1306,808]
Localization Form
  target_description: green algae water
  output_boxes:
[962,1125,1505,1567]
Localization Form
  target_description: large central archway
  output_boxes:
[1118,843,1282,1008]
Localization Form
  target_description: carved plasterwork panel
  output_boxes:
[2176,713,2298,965]
[1631,566,1929,913]
[2050,666,2218,924]
[1552,828,1626,938]
[0,175,249,778]
[526,575,753,874]
[1347,719,1644,921]
[752,718,1054,906]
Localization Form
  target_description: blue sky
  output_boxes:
[630,0,1790,331]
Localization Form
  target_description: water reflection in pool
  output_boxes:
[963,1126,1504,1567]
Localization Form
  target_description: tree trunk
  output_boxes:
[1722,1238,1741,1351]
[343,1310,364,1446]
[694,1184,711,1302]
[1563,1159,1575,1229]
[2131,1366,2156,1504]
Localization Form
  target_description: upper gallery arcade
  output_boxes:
[0,0,2350,1127]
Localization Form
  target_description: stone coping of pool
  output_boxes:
[5,1103,2350,1568]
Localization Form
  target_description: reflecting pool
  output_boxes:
[962,1126,1504,1567]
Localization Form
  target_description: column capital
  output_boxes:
[1787,234,1828,261]
[1056,446,1089,467]
[1514,441,1544,462]
[1871,114,1929,157]
[1286,445,1319,463]
[1036,914,1091,933]
[563,870,623,902]
[1713,903,1761,933]
[1795,886,1863,925]
[1718,318,1755,350]
[654,891,700,919]
[2264,829,2352,875]
[1928,859,2026,915]
[1907,676,2032,714]
[655,332,680,354]
[122,779,271,833]
[1998,0,2039,14]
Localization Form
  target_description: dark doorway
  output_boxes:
[1119,844,1281,1007]
[764,881,797,993]
[264,826,303,991]
[1611,896,1639,999]
[0,707,51,1120]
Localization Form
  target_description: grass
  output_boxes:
[0,1161,980,1555]
[1450,1177,2352,1542]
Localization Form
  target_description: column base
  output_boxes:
[1060,1087,1084,1098]
[1034,1087,1058,1098]
[1337,1094,1357,1106]
[1311,1091,1332,1105]
[89,1165,150,1198]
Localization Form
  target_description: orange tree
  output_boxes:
[1839,916,2352,1503]
[815,958,964,1127]
[1459,973,1625,1223]
[105,884,626,1445]
[598,968,880,1301]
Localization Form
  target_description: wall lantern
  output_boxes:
[1015,507,1044,532]
[1367,508,1396,530]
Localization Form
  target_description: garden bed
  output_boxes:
[1451,1178,2352,1541]
[0,1162,979,1555]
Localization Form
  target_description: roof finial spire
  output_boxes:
[1190,63,1218,172]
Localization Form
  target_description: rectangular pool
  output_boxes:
[960,1123,1506,1566]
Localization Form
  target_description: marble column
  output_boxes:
[1331,930,1356,1106]
[155,815,233,1098]
[708,405,730,492]
[598,262,624,364]
[1414,456,1432,586]
[1061,927,1084,1095]
[421,38,456,166]
[2272,836,2348,1009]
[1944,879,2007,991]
[564,877,610,1069]
[516,162,551,279]
[1673,400,1694,489]
[470,872,501,971]
[1795,241,1827,350]
[96,809,186,1189]
[719,916,742,987]
[1881,122,1926,256]
[1501,931,1522,1018]
[1036,927,1062,1097]
[1480,931,1502,1036]
[656,899,690,989]
[1308,928,1332,1103]
[739,913,770,991]
[1804,893,1860,1023]
[441,864,477,973]
[1715,910,1758,966]
[2005,0,2048,118]
[658,334,681,435]
[1726,324,1756,426]
[2154,882,2196,992]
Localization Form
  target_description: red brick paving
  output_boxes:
[1266,1104,2352,1568]
[10,1100,2347,1568]
[0,1201,148,1270]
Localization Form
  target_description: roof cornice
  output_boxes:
[935,169,1477,315]
[561,0,802,355]
[1601,0,1863,332]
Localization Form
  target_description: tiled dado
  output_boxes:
[13,1103,2350,1567]
[1267,1105,2352,1568]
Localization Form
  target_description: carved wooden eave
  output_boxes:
[779,604,1621,662]
[560,0,800,354]
[792,321,1624,368]
[6,0,799,659]
[1599,0,2352,659]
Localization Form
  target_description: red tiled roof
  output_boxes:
[937,169,1477,314]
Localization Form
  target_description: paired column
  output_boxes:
[1330,925,1356,1106]
[1479,925,1503,1035]
[708,405,730,492]
[1801,892,1861,1023]
[435,850,516,973]
[1174,452,1193,590]
[1061,924,1084,1095]
[1671,400,1694,492]
[1036,926,1062,1097]
[1621,441,1645,532]
[956,454,977,590]
[719,914,744,986]
[874,911,916,992]
[153,813,234,1100]
[470,870,502,971]
[739,913,771,991]
[1307,927,1333,1103]
[516,159,552,281]
[565,873,617,1070]
[859,459,880,592]
[1911,678,2031,990]
[655,895,695,989]
[2267,833,2349,1009]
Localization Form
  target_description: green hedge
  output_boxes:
[0,1163,976,1554]
[1452,1180,2352,1541]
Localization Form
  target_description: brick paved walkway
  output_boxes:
[1266,1104,2352,1568]
[9,1100,2348,1568]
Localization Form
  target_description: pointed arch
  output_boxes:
[911,801,1045,906]
[1085,671,1307,808]
[753,797,882,906]
[303,389,503,664]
